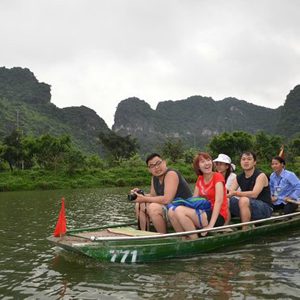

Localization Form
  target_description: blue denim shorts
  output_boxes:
[230,197,273,220]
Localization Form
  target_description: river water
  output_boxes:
[0,187,300,299]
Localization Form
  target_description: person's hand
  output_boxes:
[133,192,146,203]
[201,225,212,236]
[227,191,233,198]
[284,197,291,203]
[271,195,277,203]
[227,190,236,198]
[130,187,140,193]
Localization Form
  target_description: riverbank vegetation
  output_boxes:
[0,129,299,192]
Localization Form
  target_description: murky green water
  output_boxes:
[0,188,300,299]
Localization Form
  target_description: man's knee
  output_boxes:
[147,203,163,217]
[168,208,175,218]
[250,201,273,219]
[238,197,250,208]
[172,207,190,221]
[167,208,177,222]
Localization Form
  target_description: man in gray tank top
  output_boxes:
[130,153,192,233]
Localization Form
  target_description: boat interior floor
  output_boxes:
[70,227,161,240]
[55,213,299,245]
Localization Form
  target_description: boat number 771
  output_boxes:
[109,249,138,263]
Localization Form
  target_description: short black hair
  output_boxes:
[272,156,286,165]
[240,151,257,161]
[145,153,162,165]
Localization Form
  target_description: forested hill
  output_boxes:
[276,85,300,138]
[113,88,300,153]
[0,67,110,154]
[1,66,299,156]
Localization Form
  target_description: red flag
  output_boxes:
[278,145,284,159]
[53,197,67,237]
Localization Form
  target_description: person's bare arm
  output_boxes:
[135,171,179,204]
[193,185,199,197]
[201,181,224,236]
[130,177,156,197]
[149,177,157,196]
[208,182,224,228]
[230,173,268,199]
[227,177,239,198]
[162,171,180,204]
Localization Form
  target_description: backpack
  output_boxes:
[167,197,211,228]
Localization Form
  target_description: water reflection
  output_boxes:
[47,237,300,299]
[0,188,300,299]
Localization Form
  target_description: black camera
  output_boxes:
[128,189,144,201]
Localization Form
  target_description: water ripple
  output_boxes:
[1,188,300,299]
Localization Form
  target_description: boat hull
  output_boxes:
[48,214,300,263]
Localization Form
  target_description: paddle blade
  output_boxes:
[53,197,67,237]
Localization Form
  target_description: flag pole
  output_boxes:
[278,145,284,158]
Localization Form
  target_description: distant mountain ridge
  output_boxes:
[113,95,285,153]
[0,67,109,154]
[113,86,300,153]
[1,66,299,155]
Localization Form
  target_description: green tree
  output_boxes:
[288,135,300,158]
[34,134,72,170]
[98,131,139,161]
[161,138,184,162]
[183,148,198,164]
[0,129,24,171]
[119,153,145,169]
[64,148,86,174]
[22,135,39,169]
[208,131,254,162]
[254,131,283,162]
[85,154,105,169]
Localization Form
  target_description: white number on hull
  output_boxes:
[109,250,138,263]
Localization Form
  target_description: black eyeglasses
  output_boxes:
[148,160,163,169]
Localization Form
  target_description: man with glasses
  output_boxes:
[131,153,192,233]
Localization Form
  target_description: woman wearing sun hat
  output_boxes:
[213,153,237,225]
[213,154,237,190]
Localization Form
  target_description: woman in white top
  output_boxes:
[213,153,237,224]
[213,154,236,190]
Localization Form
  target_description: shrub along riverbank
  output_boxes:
[0,161,197,192]
[1,128,299,192]
[0,159,299,193]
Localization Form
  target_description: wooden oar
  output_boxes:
[285,198,300,205]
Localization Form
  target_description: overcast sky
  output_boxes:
[1,0,300,128]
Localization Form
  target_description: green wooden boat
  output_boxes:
[47,211,300,263]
